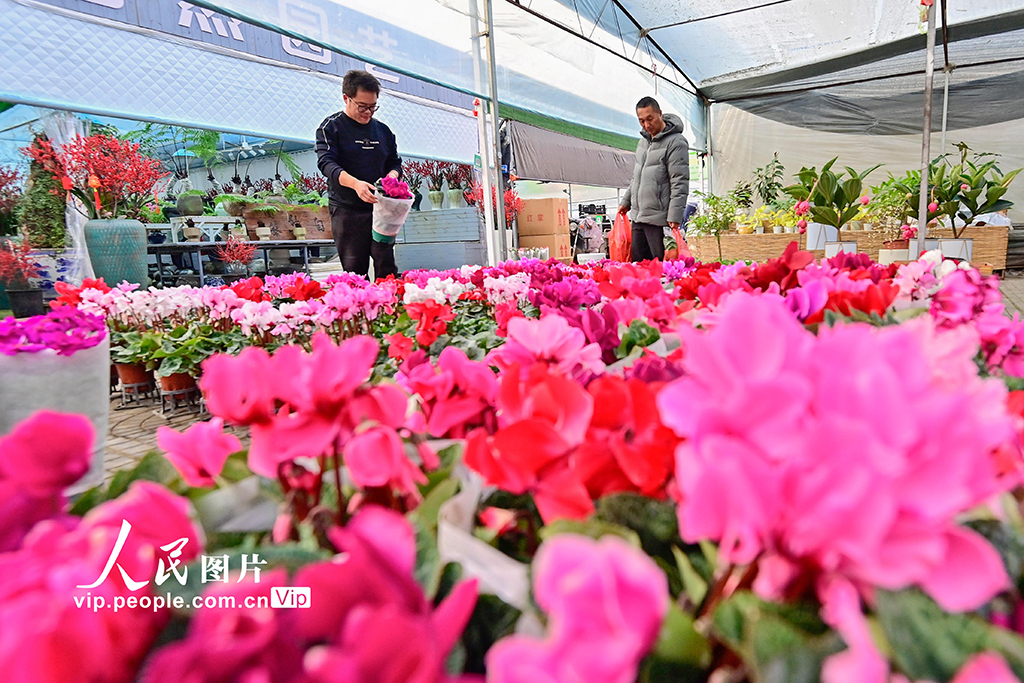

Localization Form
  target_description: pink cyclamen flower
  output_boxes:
[0,411,93,552]
[487,314,604,379]
[157,417,241,487]
[656,292,1012,683]
[950,652,1022,683]
[487,534,668,683]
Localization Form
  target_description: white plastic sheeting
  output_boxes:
[712,102,1024,222]
[0,0,478,163]
[188,0,707,146]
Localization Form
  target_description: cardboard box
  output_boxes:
[519,198,570,236]
[518,233,572,261]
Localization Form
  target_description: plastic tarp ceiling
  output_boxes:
[508,120,634,187]
[187,0,706,148]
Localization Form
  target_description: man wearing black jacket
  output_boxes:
[316,70,402,278]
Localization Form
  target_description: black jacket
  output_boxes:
[316,112,402,210]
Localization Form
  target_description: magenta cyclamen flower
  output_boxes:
[487,534,668,683]
[381,176,413,200]
[0,308,106,356]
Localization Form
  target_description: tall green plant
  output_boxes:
[783,158,880,229]
[752,153,785,205]
[689,192,738,261]
[14,159,65,249]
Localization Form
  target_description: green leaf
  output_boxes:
[539,517,641,546]
[654,602,713,667]
[876,588,1024,682]
[460,592,522,674]
[411,514,444,599]
[413,476,460,533]
[965,519,1024,590]
[672,546,708,605]
[841,178,862,206]
[713,591,843,683]
[106,451,182,499]
[69,485,107,516]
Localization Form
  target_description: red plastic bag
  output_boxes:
[672,226,692,259]
[610,212,632,262]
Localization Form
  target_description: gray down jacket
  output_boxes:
[620,113,690,226]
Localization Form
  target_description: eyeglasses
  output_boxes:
[351,101,380,114]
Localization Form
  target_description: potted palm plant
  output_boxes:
[0,237,43,318]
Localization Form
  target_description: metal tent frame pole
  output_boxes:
[469,0,498,266]
[484,0,508,262]
[915,2,937,258]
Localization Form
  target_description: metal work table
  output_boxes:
[148,240,334,286]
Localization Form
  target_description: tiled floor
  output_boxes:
[1000,276,1024,315]
[102,396,249,481]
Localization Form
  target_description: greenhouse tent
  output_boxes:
[189,0,1024,219]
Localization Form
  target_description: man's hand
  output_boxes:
[387,170,400,179]
[355,180,378,204]
[668,222,680,230]
[618,205,629,216]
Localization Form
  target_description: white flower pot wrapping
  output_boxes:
[0,335,109,493]
[806,223,839,250]
[437,466,531,610]
[372,195,414,244]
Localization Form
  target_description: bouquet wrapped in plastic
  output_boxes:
[372,176,415,244]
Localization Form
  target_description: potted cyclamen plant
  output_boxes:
[23,134,168,287]
[0,237,44,318]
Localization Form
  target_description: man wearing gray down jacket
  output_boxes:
[618,97,690,261]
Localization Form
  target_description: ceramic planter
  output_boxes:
[6,287,45,318]
[177,194,205,216]
[824,242,858,258]
[293,227,307,240]
[939,238,973,261]
[773,225,784,234]
[183,227,202,241]
[428,190,444,210]
[447,189,464,208]
[806,223,839,250]
[255,227,273,241]
[878,249,910,265]
[84,219,148,287]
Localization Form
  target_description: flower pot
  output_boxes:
[229,224,248,239]
[939,238,973,262]
[848,220,863,231]
[0,335,110,494]
[159,372,197,392]
[411,192,423,211]
[428,190,444,210]
[84,218,148,287]
[978,263,995,276]
[883,239,909,249]
[755,225,765,234]
[255,227,272,241]
[293,227,307,240]
[737,224,754,235]
[447,189,464,208]
[115,362,153,389]
[824,241,858,258]
[772,225,784,234]
[785,225,798,234]
[177,194,204,216]
[183,226,202,241]
[878,249,910,265]
[6,287,45,318]
[806,223,838,250]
